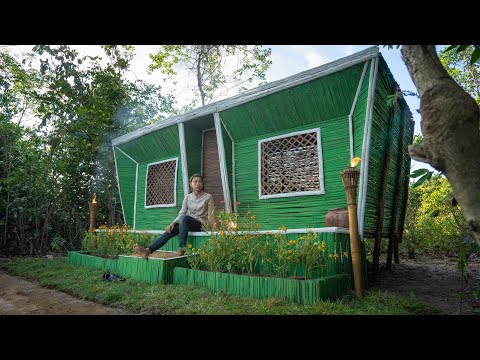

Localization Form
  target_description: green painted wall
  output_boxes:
[184,125,203,176]
[117,126,179,163]
[134,155,185,230]
[114,148,137,226]
[220,63,366,142]
[232,117,350,230]
[363,57,413,237]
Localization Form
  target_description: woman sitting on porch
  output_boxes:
[133,173,215,259]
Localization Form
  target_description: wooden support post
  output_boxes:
[387,108,407,268]
[393,234,400,264]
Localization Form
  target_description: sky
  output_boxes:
[3,44,435,173]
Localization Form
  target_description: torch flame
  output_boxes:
[350,157,361,168]
[92,192,97,204]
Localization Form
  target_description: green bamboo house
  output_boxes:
[111,46,413,268]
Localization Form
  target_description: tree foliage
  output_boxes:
[401,177,476,257]
[440,46,480,103]
[0,45,177,256]
[148,45,272,106]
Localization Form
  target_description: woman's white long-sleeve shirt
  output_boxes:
[174,191,215,229]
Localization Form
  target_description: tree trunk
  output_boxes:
[197,52,206,106]
[401,45,480,246]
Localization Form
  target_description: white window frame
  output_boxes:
[258,128,325,200]
[144,157,179,208]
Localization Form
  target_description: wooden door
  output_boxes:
[202,129,225,212]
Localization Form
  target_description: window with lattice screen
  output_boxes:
[145,158,178,208]
[258,129,324,199]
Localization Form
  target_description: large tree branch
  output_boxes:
[402,45,480,245]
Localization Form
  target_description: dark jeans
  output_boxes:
[147,215,202,252]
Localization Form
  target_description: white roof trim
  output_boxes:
[112,46,379,147]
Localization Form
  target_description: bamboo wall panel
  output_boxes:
[115,148,137,227]
[233,118,350,229]
[117,126,179,163]
[135,157,185,230]
[184,125,203,177]
[363,58,413,237]
[220,63,366,142]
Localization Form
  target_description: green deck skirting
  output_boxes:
[67,251,118,273]
[67,251,189,284]
[116,254,188,284]
[173,267,351,304]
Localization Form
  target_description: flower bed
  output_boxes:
[173,267,351,304]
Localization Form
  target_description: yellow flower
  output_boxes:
[333,253,339,259]
[282,226,287,232]
[288,249,293,253]
[321,241,326,248]
[318,246,322,251]
[289,240,296,245]
[313,233,318,240]
[343,251,349,258]
[188,244,193,248]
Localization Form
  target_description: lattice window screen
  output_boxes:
[261,131,320,196]
[146,160,177,206]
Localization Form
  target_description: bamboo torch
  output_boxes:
[88,192,99,231]
[340,158,364,299]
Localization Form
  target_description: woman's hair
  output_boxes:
[189,173,203,183]
[189,173,204,192]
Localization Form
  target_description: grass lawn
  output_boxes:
[0,257,441,315]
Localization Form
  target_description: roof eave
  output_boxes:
[112,46,379,147]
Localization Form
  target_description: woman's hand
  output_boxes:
[165,222,176,233]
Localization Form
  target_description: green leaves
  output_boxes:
[148,45,272,106]
[444,45,480,65]
[410,168,433,187]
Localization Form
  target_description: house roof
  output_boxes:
[112,46,379,147]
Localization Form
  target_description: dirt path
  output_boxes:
[1,257,479,315]
[369,257,480,315]
[0,269,129,315]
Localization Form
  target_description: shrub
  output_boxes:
[185,210,348,279]
[82,225,156,258]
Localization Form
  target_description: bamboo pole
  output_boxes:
[89,193,99,231]
[341,166,364,299]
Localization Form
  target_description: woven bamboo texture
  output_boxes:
[363,58,413,237]
[173,267,351,304]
